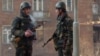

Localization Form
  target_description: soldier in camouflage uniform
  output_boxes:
[11,1,37,56]
[54,1,73,56]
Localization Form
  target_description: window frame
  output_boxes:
[92,3,99,15]
[2,25,11,44]
[32,0,44,11]
[61,0,73,12]
[2,0,14,12]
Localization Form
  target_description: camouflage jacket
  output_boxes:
[11,15,36,41]
[54,13,73,46]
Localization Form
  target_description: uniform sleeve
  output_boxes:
[11,17,25,37]
[68,19,73,39]
[61,18,73,39]
[56,21,64,38]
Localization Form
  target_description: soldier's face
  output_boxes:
[56,9,62,14]
[23,8,31,15]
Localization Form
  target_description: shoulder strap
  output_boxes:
[15,16,23,28]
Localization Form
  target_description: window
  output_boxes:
[92,3,98,15]
[33,0,44,11]
[2,0,13,12]
[61,0,72,11]
[93,26,100,43]
[93,25,100,56]
[92,1,99,21]
[2,25,11,44]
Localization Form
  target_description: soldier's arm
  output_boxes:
[11,17,24,37]
[67,19,73,45]
[63,18,73,39]
[68,19,73,36]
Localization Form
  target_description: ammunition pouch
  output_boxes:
[10,36,21,48]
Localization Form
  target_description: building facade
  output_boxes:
[0,0,100,56]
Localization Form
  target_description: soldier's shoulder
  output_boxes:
[15,15,22,19]
[13,16,22,21]
[11,16,21,25]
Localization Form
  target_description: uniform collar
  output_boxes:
[57,12,67,21]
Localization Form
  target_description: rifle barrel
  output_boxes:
[42,37,54,47]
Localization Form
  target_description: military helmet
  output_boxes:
[20,1,31,10]
[55,1,66,9]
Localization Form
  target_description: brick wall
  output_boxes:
[0,0,96,56]
[78,0,94,56]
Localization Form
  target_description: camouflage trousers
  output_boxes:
[56,45,73,56]
[54,39,73,56]
[64,45,73,56]
[15,42,33,56]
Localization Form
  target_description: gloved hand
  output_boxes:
[25,29,33,37]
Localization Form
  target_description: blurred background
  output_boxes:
[0,0,100,56]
